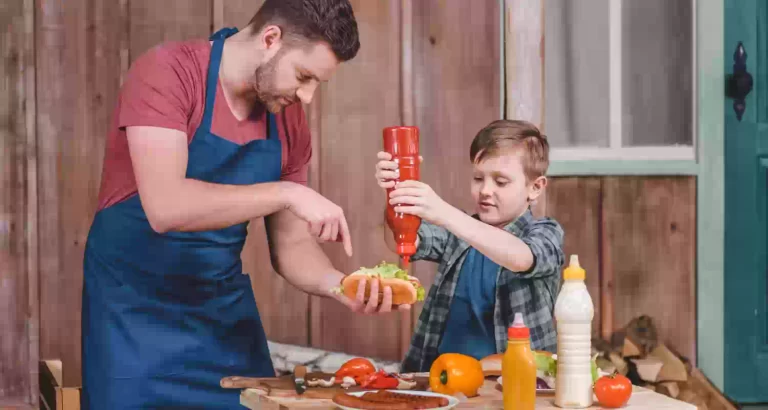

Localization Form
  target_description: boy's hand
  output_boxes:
[374,151,424,189]
[375,151,399,189]
[389,180,455,226]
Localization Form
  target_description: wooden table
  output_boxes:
[239,379,698,409]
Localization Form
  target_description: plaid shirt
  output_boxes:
[401,208,565,372]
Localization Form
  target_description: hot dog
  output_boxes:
[331,262,426,305]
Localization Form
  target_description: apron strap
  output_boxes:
[210,27,238,41]
[201,28,239,133]
[266,112,279,141]
[205,27,279,143]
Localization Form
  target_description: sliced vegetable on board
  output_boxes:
[335,357,376,384]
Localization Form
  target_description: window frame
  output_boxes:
[502,0,701,176]
[500,0,726,387]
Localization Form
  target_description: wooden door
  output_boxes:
[724,0,768,402]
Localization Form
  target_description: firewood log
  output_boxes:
[650,344,688,382]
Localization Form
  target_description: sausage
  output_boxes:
[331,392,412,409]
[331,391,449,409]
[366,390,449,408]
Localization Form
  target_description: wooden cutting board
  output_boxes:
[221,373,430,400]
[239,379,699,410]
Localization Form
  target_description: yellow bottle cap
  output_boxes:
[563,255,586,281]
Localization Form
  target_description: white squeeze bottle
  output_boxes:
[554,255,594,408]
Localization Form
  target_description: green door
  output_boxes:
[724,0,768,403]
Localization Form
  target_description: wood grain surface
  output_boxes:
[0,0,37,405]
[309,0,405,361]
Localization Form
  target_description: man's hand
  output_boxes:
[324,275,411,314]
[388,180,456,226]
[282,183,353,257]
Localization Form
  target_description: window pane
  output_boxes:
[622,0,693,146]
[544,0,610,148]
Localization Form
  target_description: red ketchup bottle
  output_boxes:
[383,126,421,270]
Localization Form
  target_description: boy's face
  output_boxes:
[470,150,547,227]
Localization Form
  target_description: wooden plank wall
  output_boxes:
[542,177,697,364]
[36,0,131,389]
[0,0,697,396]
[0,0,37,406]
[310,0,405,360]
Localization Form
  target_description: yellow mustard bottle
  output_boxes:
[502,312,536,410]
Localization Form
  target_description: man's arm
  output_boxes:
[266,209,406,313]
[265,209,344,296]
[128,126,292,233]
[127,125,352,258]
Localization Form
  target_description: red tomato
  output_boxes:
[594,373,632,408]
[335,358,376,383]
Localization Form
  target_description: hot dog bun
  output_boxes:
[480,353,502,376]
[342,273,419,305]
[336,262,426,305]
[481,350,554,377]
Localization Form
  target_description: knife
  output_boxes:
[293,365,307,395]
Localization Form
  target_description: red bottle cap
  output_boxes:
[507,312,530,339]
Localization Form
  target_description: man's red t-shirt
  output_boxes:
[96,39,312,211]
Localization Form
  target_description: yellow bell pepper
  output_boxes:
[429,353,485,397]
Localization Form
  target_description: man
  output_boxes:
[81,1,402,408]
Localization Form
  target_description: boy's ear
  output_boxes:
[528,176,548,202]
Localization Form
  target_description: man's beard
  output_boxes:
[253,52,295,113]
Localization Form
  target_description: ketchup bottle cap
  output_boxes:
[396,243,417,256]
[507,312,530,339]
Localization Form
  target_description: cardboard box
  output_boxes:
[39,360,80,410]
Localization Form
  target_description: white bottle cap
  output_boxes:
[508,312,530,339]
[512,312,525,327]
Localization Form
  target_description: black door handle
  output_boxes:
[726,41,753,121]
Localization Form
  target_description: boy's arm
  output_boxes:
[388,179,562,271]
[382,208,449,263]
[441,208,564,276]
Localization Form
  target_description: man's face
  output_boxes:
[470,150,546,227]
[254,40,339,113]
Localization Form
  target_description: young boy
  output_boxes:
[375,119,565,372]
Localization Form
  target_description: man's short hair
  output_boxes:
[249,0,360,62]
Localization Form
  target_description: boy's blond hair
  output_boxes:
[469,119,550,181]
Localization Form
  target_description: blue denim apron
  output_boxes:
[82,27,278,409]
